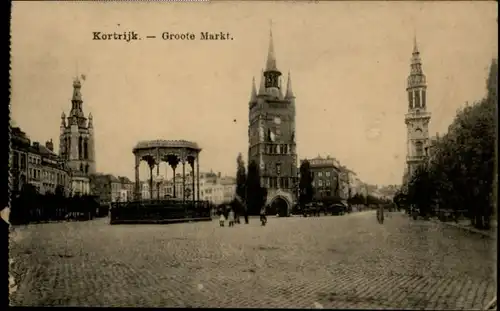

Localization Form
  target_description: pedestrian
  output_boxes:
[260,205,267,226]
[232,199,240,224]
[228,207,235,227]
[219,211,226,227]
[377,204,384,224]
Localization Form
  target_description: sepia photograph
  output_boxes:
[8,1,498,309]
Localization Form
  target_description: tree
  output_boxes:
[235,153,247,202]
[246,160,266,215]
[406,165,435,217]
[349,193,366,205]
[299,160,314,207]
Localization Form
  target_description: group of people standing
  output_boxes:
[217,200,267,227]
[218,204,238,227]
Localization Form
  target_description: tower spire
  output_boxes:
[285,71,294,99]
[265,21,278,72]
[413,30,419,54]
[250,77,257,102]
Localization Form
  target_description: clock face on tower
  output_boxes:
[273,116,281,125]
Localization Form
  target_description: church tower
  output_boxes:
[405,36,431,179]
[248,28,297,216]
[59,76,96,195]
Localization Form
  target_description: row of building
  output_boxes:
[300,155,369,202]
[137,171,236,205]
[11,126,72,196]
[11,124,236,205]
[10,122,371,205]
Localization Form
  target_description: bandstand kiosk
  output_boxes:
[110,140,208,224]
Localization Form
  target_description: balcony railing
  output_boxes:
[405,111,431,120]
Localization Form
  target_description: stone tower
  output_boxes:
[248,28,297,216]
[405,36,431,179]
[59,76,96,195]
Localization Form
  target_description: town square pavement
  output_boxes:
[9,211,497,309]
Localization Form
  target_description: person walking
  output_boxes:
[232,199,241,224]
[228,207,235,227]
[377,204,384,224]
[260,205,267,226]
[219,210,226,227]
[218,206,226,227]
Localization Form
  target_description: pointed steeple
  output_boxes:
[410,34,422,72]
[265,26,278,72]
[258,70,266,95]
[285,71,295,99]
[250,77,257,102]
[412,31,419,54]
[408,33,425,88]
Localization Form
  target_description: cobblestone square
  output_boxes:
[9,211,496,309]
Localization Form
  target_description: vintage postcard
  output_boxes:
[8,1,498,309]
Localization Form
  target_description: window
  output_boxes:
[78,136,83,159]
[415,90,420,108]
[20,154,26,169]
[84,139,88,159]
[408,91,413,109]
[415,141,424,157]
[326,181,331,187]
[326,171,330,177]
[283,178,289,189]
[319,180,323,187]
[318,172,323,177]
[422,90,426,108]
[13,152,19,169]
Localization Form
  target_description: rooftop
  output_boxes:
[133,140,201,152]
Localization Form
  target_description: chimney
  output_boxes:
[33,142,40,149]
[45,139,54,152]
[218,172,221,178]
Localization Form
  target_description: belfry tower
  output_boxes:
[248,27,297,217]
[59,76,96,195]
[404,36,431,179]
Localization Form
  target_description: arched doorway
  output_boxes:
[270,197,289,217]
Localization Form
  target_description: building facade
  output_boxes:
[301,156,341,201]
[220,176,237,203]
[118,176,134,200]
[248,29,298,216]
[11,127,71,195]
[59,76,96,195]
[90,174,124,204]
[141,171,236,205]
[404,37,431,181]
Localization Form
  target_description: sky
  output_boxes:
[10,1,498,186]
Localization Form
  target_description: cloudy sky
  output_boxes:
[11,1,497,185]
